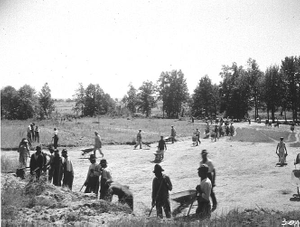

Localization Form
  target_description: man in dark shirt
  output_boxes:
[30,146,44,180]
[152,164,172,218]
[157,136,167,160]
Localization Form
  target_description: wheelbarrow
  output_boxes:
[171,190,197,216]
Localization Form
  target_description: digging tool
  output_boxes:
[148,177,164,217]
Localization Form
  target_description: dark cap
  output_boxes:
[36,146,41,152]
[201,149,208,155]
[89,154,96,160]
[280,137,284,140]
[62,149,68,154]
[153,164,164,173]
[100,159,107,164]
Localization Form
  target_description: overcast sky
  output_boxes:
[1,0,300,99]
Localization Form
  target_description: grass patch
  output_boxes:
[232,128,273,143]
[1,154,19,172]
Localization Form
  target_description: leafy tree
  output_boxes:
[219,63,251,119]
[73,83,85,116]
[122,84,138,114]
[137,81,157,117]
[16,85,37,120]
[157,70,189,118]
[38,82,55,119]
[281,56,300,121]
[245,58,264,120]
[1,86,19,119]
[261,65,283,121]
[192,75,216,118]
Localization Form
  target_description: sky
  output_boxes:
[1,0,300,100]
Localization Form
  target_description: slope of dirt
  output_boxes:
[2,122,300,225]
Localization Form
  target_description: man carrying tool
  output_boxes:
[99,159,113,200]
[151,164,173,218]
[134,130,142,149]
[84,154,101,195]
[199,149,217,211]
[196,164,212,219]
[171,125,176,144]
[29,146,44,180]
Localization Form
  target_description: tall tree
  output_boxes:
[219,63,251,119]
[73,83,85,116]
[245,58,263,120]
[122,84,138,114]
[281,56,300,121]
[157,70,189,118]
[262,65,283,121]
[1,86,19,119]
[137,81,157,117]
[38,82,55,119]
[16,85,37,119]
[192,75,215,118]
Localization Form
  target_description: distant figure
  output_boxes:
[31,123,35,142]
[157,136,167,160]
[191,116,195,123]
[152,164,172,219]
[62,149,74,190]
[27,124,32,143]
[94,131,104,158]
[29,146,44,180]
[229,123,235,137]
[195,129,201,146]
[99,159,113,200]
[84,154,101,195]
[107,182,134,211]
[18,138,30,169]
[171,125,176,143]
[291,122,295,132]
[276,137,288,166]
[196,164,212,219]
[52,128,59,149]
[134,130,142,149]
[34,126,40,143]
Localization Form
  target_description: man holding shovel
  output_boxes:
[151,164,173,218]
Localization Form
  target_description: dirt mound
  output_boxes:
[1,174,133,226]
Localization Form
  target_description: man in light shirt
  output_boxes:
[62,149,74,190]
[94,131,104,158]
[199,149,217,211]
[196,164,212,218]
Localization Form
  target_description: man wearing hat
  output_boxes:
[199,149,217,211]
[171,126,176,143]
[84,154,101,195]
[62,149,74,190]
[99,159,113,199]
[276,137,288,166]
[52,149,63,186]
[29,146,44,180]
[134,130,142,149]
[196,164,212,218]
[94,131,104,158]
[151,164,173,218]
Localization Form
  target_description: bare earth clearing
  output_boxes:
[2,122,300,224]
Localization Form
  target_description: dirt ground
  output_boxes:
[2,121,300,219]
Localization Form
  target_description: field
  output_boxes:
[1,117,300,226]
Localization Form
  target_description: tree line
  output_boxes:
[1,56,300,121]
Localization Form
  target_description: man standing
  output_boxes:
[199,150,217,211]
[47,146,55,183]
[52,128,59,149]
[27,124,32,143]
[134,130,142,149]
[52,149,63,186]
[62,149,74,190]
[84,154,101,195]
[276,137,288,166]
[195,129,201,146]
[94,131,104,158]
[18,138,30,168]
[171,126,176,143]
[34,126,40,143]
[99,159,113,200]
[157,136,167,160]
[196,164,212,219]
[29,146,44,180]
[151,164,173,218]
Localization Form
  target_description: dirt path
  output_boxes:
[2,122,300,218]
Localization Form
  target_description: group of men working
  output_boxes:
[151,149,217,219]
